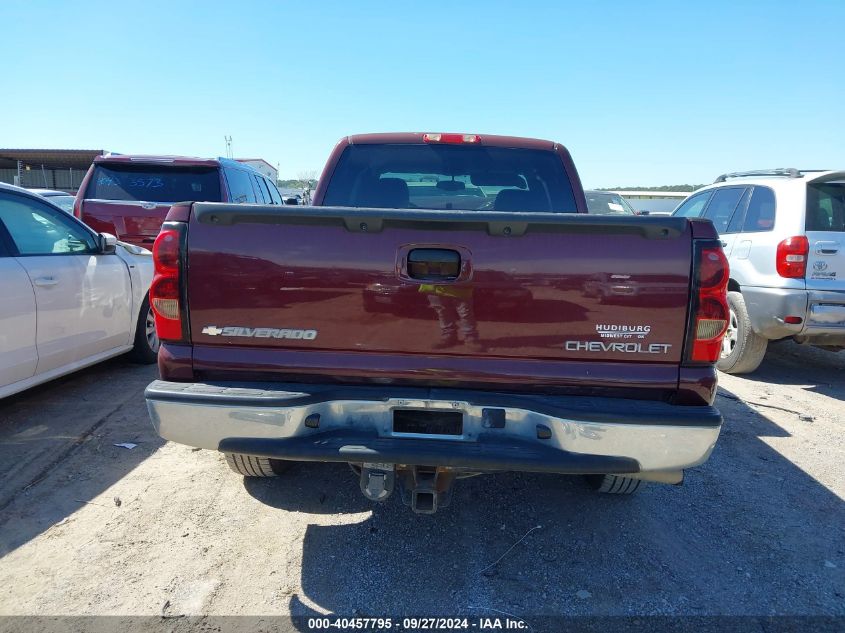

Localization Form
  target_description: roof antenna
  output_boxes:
[224,135,233,159]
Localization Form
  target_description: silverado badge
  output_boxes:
[201,326,318,340]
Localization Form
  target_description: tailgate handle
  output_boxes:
[815,241,839,255]
[407,249,460,281]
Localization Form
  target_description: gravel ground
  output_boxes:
[0,342,842,627]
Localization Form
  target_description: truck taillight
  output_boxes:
[776,236,808,278]
[150,226,184,341]
[73,197,83,219]
[688,243,730,364]
[422,133,481,144]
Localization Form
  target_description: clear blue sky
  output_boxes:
[2,1,843,186]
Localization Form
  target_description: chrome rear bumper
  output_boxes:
[145,380,722,475]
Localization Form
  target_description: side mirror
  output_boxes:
[98,233,118,254]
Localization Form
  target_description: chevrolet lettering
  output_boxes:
[565,341,671,354]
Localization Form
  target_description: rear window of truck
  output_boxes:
[322,144,578,212]
[85,165,221,203]
[806,182,845,232]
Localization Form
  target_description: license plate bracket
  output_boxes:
[392,409,463,436]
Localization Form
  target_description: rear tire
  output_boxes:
[717,291,768,374]
[225,453,289,477]
[129,296,159,364]
[584,474,643,494]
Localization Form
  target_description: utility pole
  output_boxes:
[224,136,233,159]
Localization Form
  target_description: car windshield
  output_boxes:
[585,192,636,214]
[322,144,578,212]
[85,164,221,203]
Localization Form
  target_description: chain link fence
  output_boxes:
[0,165,87,193]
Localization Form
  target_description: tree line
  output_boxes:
[596,184,705,192]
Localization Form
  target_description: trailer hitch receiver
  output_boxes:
[398,466,457,514]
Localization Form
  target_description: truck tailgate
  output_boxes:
[185,205,693,390]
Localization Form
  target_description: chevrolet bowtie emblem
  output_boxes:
[202,326,224,336]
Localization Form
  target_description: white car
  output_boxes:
[0,182,157,399]
[673,168,844,373]
[27,188,76,214]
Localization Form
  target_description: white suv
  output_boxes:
[673,169,844,373]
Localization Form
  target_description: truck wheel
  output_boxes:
[584,474,643,494]
[129,296,159,364]
[717,291,768,375]
[225,453,289,477]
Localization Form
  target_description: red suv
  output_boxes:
[74,155,284,248]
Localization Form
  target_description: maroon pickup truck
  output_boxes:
[145,133,728,514]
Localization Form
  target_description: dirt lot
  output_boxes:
[0,342,842,626]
